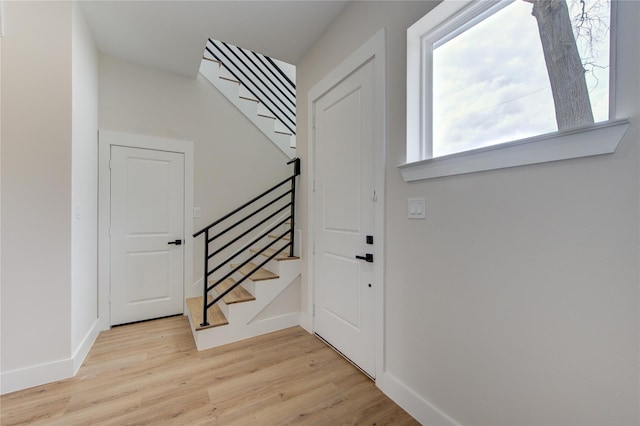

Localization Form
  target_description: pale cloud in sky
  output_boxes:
[432,0,610,157]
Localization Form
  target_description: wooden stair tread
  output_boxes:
[211,278,255,304]
[202,56,221,64]
[186,296,228,331]
[219,75,240,84]
[230,262,279,281]
[268,233,291,241]
[250,247,299,261]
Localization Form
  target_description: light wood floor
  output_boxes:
[1,316,418,425]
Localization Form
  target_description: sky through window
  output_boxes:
[432,0,610,157]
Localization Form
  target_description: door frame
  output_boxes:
[98,130,194,331]
[306,28,386,378]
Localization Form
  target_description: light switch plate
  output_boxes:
[408,198,426,219]
[193,207,201,218]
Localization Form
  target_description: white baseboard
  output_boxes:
[1,358,73,395]
[72,320,100,374]
[376,371,459,426]
[248,311,300,334]
[298,311,312,333]
[1,320,101,395]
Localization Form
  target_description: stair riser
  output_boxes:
[218,66,240,83]
[230,277,256,295]
[274,119,292,135]
[230,259,299,300]
[223,277,292,325]
[256,256,298,277]
[206,274,291,325]
[238,85,258,102]
[257,103,275,119]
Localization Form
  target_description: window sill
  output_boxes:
[398,119,630,182]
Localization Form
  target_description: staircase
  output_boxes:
[188,159,301,351]
[200,39,296,159]
[186,250,300,350]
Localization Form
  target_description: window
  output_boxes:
[401,0,630,182]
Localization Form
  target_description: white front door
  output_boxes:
[313,58,376,377]
[110,146,185,325]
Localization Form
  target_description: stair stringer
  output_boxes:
[188,258,301,351]
[198,59,296,158]
[227,259,300,325]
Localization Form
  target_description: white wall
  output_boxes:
[1,2,291,393]
[98,55,292,293]
[297,1,639,425]
[1,0,101,394]
[1,0,73,392]
[71,2,99,367]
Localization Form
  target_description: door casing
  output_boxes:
[98,130,194,331]
[306,29,386,378]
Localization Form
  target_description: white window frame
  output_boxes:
[400,0,630,182]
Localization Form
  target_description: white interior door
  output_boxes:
[313,59,376,377]
[110,146,185,325]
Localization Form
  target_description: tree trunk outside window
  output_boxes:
[526,0,594,130]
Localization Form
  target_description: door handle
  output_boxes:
[355,253,373,263]
[168,239,182,246]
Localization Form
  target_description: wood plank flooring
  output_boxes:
[0,316,418,425]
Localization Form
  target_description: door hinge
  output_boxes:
[373,190,377,202]
[313,179,316,193]
[313,117,316,129]
[108,160,112,170]
[313,304,315,317]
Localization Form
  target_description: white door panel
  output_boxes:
[322,252,362,328]
[110,146,185,325]
[314,59,376,377]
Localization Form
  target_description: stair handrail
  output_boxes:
[205,39,296,135]
[192,158,300,328]
[207,42,295,132]
[236,47,296,110]
[263,55,296,94]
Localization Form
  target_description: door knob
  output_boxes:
[355,253,373,263]
[168,239,182,245]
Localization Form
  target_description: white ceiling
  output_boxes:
[80,1,350,77]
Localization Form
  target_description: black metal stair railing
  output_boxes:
[193,158,300,328]
[205,38,296,136]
